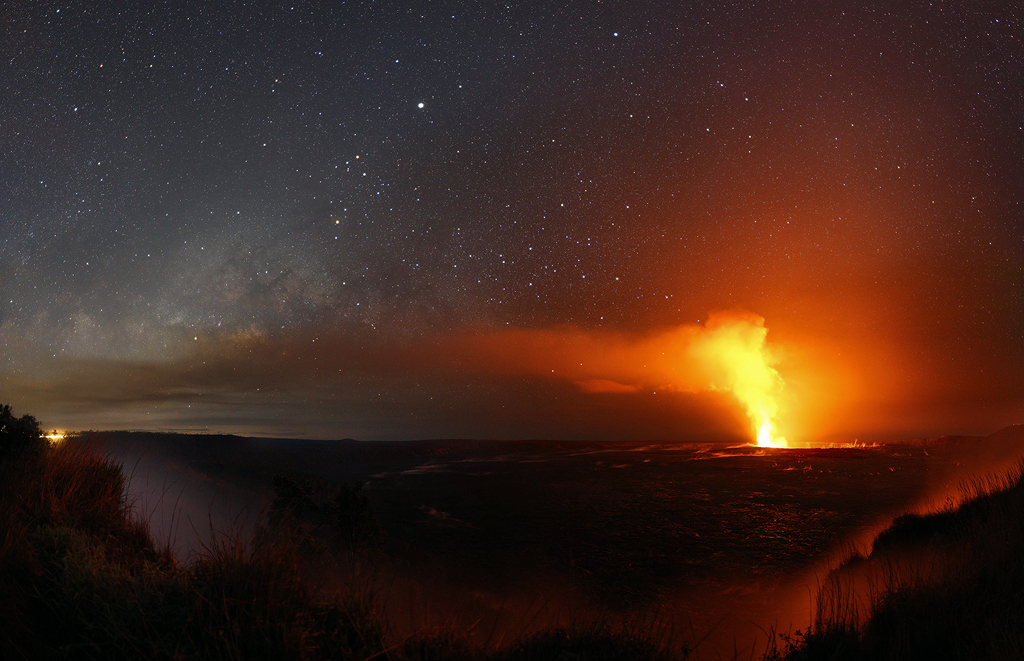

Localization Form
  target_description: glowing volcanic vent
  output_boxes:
[691,312,788,448]
[755,411,784,449]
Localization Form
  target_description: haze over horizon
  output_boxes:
[3,2,1022,441]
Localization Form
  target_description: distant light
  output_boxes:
[418,102,424,108]
[46,432,65,445]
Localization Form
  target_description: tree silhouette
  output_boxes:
[0,403,45,460]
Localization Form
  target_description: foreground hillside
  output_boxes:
[0,406,685,660]
[6,404,1024,660]
[773,432,1024,660]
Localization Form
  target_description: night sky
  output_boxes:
[3,1,1022,441]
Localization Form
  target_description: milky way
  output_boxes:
[3,2,1022,439]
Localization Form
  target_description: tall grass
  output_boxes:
[771,462,1024,660]
[0,428,693,660]
[0,435,388,660]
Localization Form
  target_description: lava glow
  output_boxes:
[756,418,787,449]
[689,313,788,448]
[457,309,794,445]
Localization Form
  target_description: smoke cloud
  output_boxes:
[7,310,800,442]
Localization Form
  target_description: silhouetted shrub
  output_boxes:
[331,480,385,554]
[0,404,45,461]
[271,475,385,555]
[0,416,390,661]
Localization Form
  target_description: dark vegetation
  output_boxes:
[0,405,689,660]
[0,403,47,459]
[770,462,1024,661]
[0,407,386,660]
[270,475,385,558]
[9,402,1024,660]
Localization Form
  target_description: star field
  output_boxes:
[2,1,1023,439]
